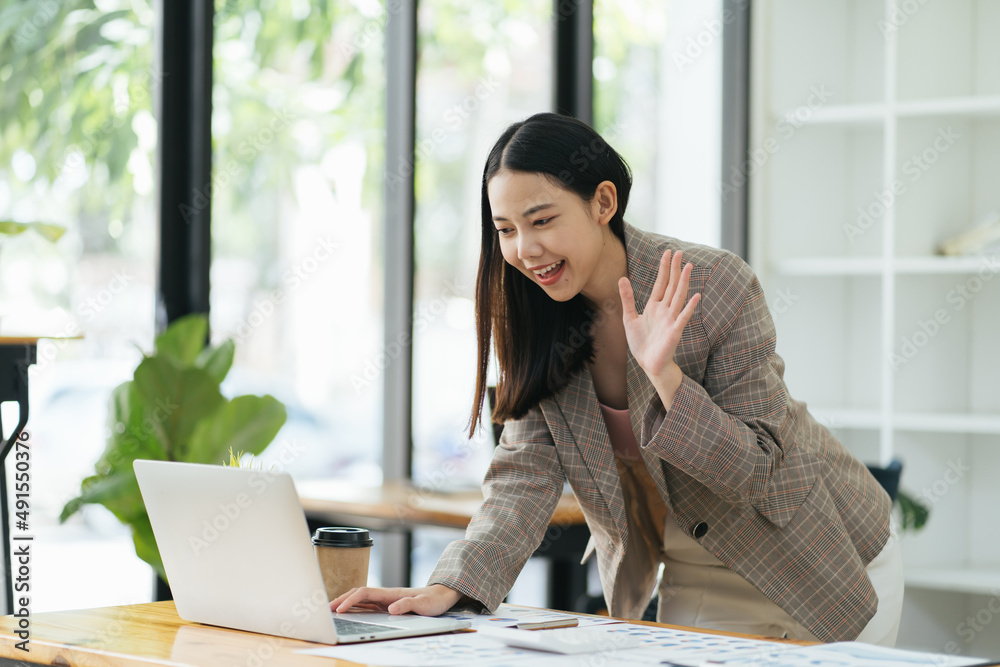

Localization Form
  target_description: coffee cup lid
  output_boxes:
[312,527,373,547]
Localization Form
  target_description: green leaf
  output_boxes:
[59,472,142,525]
[129,514,166,583]
[185,394,287,465]
[154,314,209,366]
[195,339,235,384]
[101,381,169,475]
[895,489,930,532]
[0,220,66,242]
[132,356,226,459]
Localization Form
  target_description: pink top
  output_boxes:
[597,400,641,460]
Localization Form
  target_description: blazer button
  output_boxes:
[691,521,708,539]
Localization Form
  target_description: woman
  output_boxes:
[332,112,904,645]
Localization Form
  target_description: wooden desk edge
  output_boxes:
[0,336,83,345]
[0,600,816,667]
[298,482,586,531]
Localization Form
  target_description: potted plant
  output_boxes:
[59,313,287,586]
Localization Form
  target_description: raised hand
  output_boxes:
[617,249,701,385]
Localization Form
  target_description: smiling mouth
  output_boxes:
[533,260,564,278]
[532,260,565,285]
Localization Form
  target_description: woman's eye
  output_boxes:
[496,228,512,236]
[534,218,552,226]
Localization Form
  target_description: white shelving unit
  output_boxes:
[749,0,1000,656]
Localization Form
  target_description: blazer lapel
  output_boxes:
[551,223,678,541]
[552,370,627,537]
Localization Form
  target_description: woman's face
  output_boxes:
[488,169,616,303]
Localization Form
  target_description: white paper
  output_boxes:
[295,616,988,667]
[705,641,989,667]
[296,632,551,666]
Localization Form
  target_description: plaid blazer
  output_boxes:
[430,222,892,642]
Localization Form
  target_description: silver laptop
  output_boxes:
[133,459,470,644]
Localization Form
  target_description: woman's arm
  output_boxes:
[328,409,564,616]
[426,405,566,612]
[628,249,791,507]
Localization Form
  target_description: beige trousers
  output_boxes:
[615,454,904,646]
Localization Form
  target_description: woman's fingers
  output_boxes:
[677,290,701,328]
[649,250,671,303]
[618,277,638,321]
[332,586,399,613]
[651,250,691,308]
[669,261,694,314]
[330,585,461,617]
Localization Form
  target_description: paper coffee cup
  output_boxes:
[312,527,373,601]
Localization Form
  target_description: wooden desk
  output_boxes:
[296,479,585,530]
[0,601,811,667]
[296,480,591,613]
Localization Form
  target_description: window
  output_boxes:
[411,0,553,488]
[0,0,158,610]
[210,1,385,484]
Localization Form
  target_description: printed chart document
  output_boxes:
[296,613,990,667]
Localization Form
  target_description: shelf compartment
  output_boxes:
[772,95,1000,128]
[773,256,1000,276]
[772,257,883,276]
[810,408,883,430]
[894,274,1000,415]
[897,95,1000,118]
[894,256,1000,274]
[896,0,1000,101]
[809,409,1000,435]
[895,413,1000,435]
[774,103,884,127]
[765,124,884,261]
[894,432,971,570]
[894,118,1000,257]
[764,0,884,109]
[766,276,882,412]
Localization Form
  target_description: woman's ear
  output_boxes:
[594,180,618,225]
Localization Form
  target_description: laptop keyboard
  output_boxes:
[332,617,395,636]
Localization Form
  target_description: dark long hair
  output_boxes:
[467,112,632,437]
